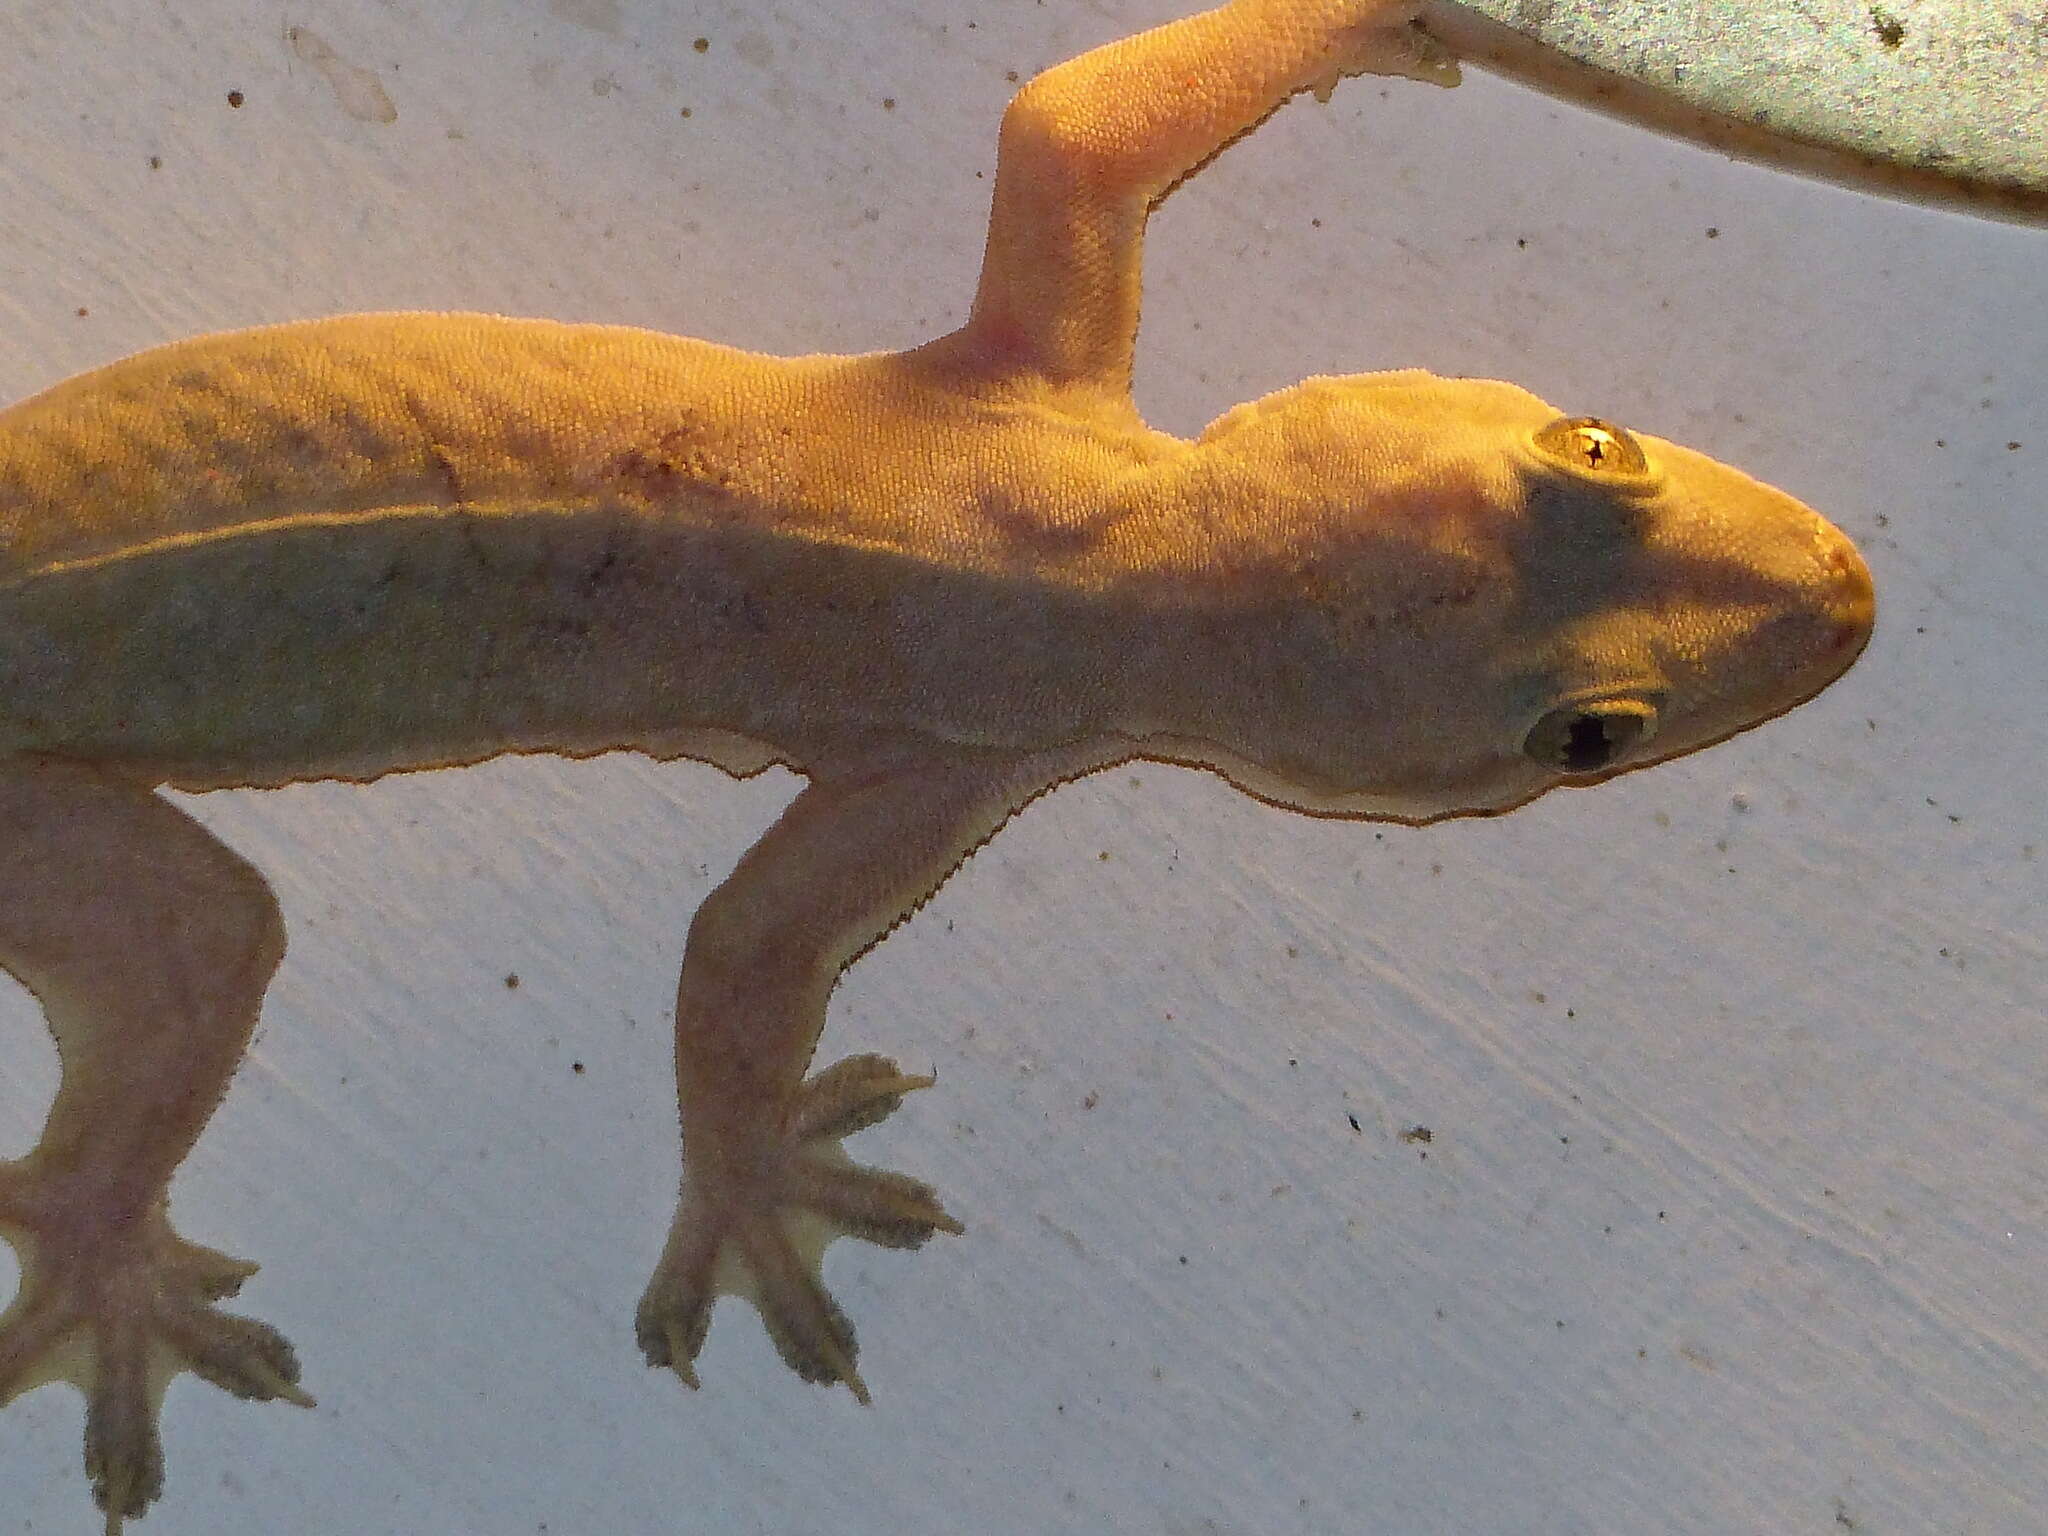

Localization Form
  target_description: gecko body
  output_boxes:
[0,3,1871,1529]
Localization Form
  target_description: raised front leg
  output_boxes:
[950,0,1458,393]
[636,742,1113,1402]
[0,757,305,1534]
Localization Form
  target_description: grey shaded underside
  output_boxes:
[1424,0,2048,224]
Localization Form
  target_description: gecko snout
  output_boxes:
[1825,530,1876,652]
[1757,517,1874,714]
[1810,522,1876,673]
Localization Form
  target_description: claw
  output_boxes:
[244,1357,316,1409]
[736,1218,870,1402]
[795,1156,962,1249]
[170,1305,311,1405]
[636,1279,712,1387]
[664,1322,702,1391]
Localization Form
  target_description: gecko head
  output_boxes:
[1183,372,1874,821]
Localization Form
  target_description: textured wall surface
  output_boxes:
[0,3,2042,1532]
[1429,0,2048,218]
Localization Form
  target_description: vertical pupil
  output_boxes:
[1563,715,1611,770]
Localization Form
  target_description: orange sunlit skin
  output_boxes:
[0,3,1869,1529]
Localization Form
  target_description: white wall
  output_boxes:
[1,2,2042,1532]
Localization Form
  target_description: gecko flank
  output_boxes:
[0,2,1871,1529]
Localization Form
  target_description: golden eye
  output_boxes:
[1522,699,1656,773]
[1532,416,1650,477]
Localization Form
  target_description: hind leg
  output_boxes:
[0,757,306,1533]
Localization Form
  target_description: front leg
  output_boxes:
[950,0,1459,393]
[636,742,1115,1402]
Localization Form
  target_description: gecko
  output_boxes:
[0,1,1872,1529]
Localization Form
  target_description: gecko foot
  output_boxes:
[1319,7,1461,96]
[635,1053,962,1405]
[0,1172,311,1533]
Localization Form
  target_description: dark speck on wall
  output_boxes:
[226,89,245,107]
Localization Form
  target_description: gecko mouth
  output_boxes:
[1787,526,1875,698]
[1822,536,1877,659]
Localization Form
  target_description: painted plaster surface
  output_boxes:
[1431,0,2048,219]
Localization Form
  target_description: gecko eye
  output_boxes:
[1531,416,1650,478]
[1522,699,1657,774]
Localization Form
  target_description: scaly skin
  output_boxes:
[0,3,1869,1528]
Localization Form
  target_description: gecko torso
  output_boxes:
[0,3,1871,1530]
[0,316,1862,815]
